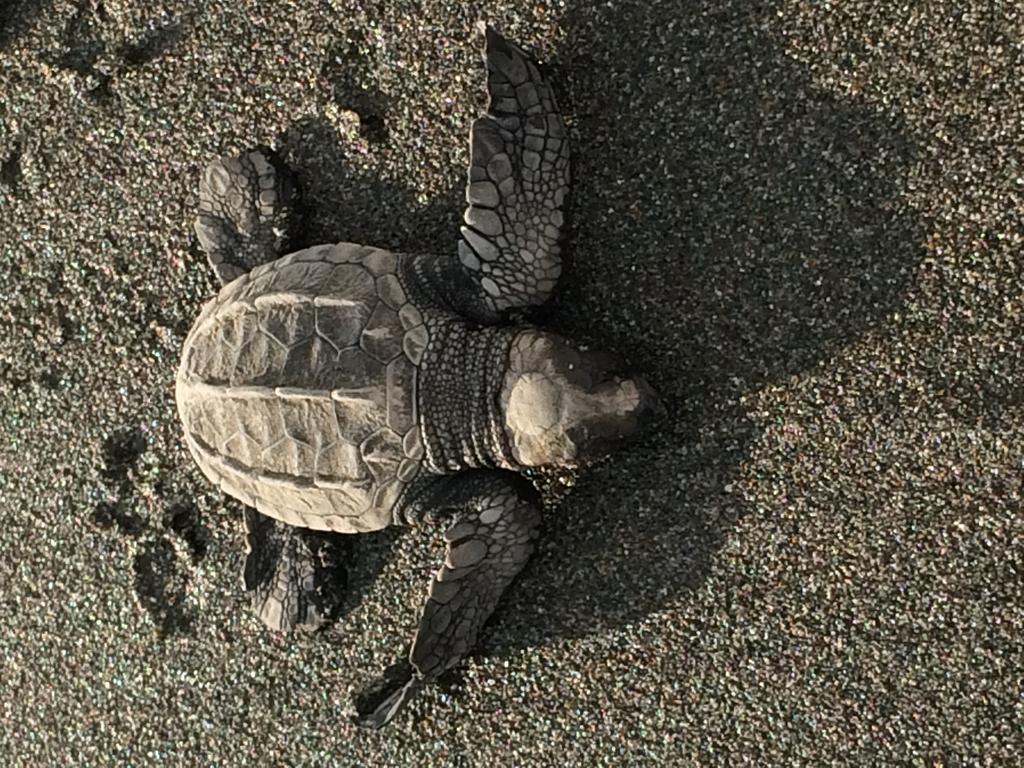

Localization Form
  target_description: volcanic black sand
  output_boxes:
[1,1,1021,765]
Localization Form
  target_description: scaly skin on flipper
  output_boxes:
[410,472,540,674]
[455,24,571,315]
[195,147,300,285]
[353,471,541,728]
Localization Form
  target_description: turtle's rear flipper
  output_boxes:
[352,471,540,728]
[242,508,350,633]
[194,147,300,285]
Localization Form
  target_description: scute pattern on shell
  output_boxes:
[176,242,430,534]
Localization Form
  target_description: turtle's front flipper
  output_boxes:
[194,148,300,285]
[352,471,541,728]
[242,508,351,633]
[451,25,571,318]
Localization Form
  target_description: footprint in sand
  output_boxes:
[92,427,208,637]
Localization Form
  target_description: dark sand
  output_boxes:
[1,1,1021,765]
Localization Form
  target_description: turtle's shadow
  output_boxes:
[276,116,461,256]
[0,0,51,52]
[485,1,923,649]
[274,0,923,653]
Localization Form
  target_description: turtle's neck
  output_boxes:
[399,254,518,472]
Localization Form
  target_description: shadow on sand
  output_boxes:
[268,0,922,655]
[0,0,51,52]
[487,0,923,649]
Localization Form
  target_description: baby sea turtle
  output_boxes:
[176,25,663,728]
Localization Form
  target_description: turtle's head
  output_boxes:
[500,331,665,467]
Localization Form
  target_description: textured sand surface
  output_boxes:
[1,1,1021,765]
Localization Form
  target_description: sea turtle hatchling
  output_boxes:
[176,25,664,727]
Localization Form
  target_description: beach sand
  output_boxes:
[1,1,1021,765]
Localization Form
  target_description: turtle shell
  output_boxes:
[176,242,429,533]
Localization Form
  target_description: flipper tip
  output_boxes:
[351,661,424,730]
